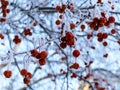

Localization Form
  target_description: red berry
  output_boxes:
[37,51,47,59]
[100,17,106,24]
[56,5,61,12]
[33,22,37,26]
[87,34,92,39]
[97,0,102,3]
[59,8,65,13]
[70,62,80,69]
[70,23,76,29]
[23,77,30,84]
[93,17,99,23]
[5,1,9,6]
[59,15,63,19]
[13,35,21,44]
[61,36,67,42]
[55,20,61,25]
[103,41,108,46]
[30,49,39,57]
[4,70,12,78]
[84,73,92,79]
[66,39,74,46]
[80,24,85,30]
[20,69,28,76]
[60,42,67,49]
[105,21,110,27]
[94,26,99,31]
[23,28,32,36]
[65,32,74,40]
[108,16,115,23]
[102,33,108,39]
[89,22,95,29]
[71,72,77,78]
[97,32,103,38]
[26,72,32,79]
[0,33,4,39]
[98,37,103,42]
[39,58,46,65]
[73,50,80,57]
[111,29,116,34]
[36,52,41,59]
[62,4,66,10]
[40,51,48,59]
[6,9,10,13]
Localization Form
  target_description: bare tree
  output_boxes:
[0,0,120,90]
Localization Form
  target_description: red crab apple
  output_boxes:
[73,50,80,57]
[20,69,28,76]
[4,70,12,78]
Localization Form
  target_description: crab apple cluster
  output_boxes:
[23,28,32,36]
[38,51,48,65]
[60,32,75,48]
[69,62,80,69]
[97,32,108,42]
[55,4,74,26]
[82,61,112,89]
[1,0,10,17]
[89,12,115,30]
[56,3,74,13]
[56,4,66,13]
[83,73,108,90]
[67,3,74,11]
[13,35,21,44]
[30,49,48,66]
[20,69,32,84]
[3,70,12,78]
[71,72,77,78]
